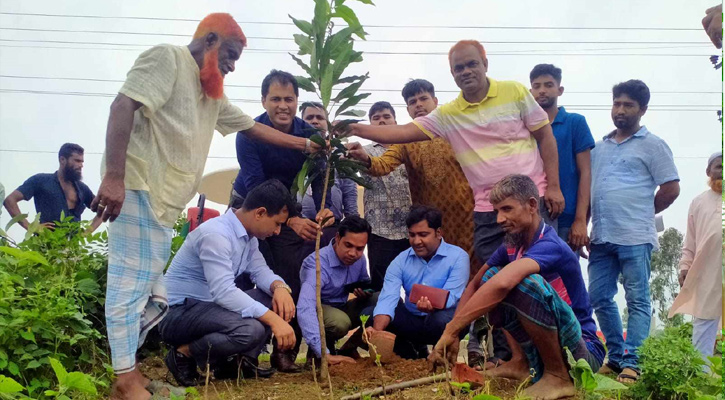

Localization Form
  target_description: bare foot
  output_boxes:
[474,359,505,371]
[484,356,529,380]
[133,367,151,389]
[110,376,151,400]
[523,372,577,400]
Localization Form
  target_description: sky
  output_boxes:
[0,0,721,325]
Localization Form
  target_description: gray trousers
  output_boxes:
[158,289,272,368]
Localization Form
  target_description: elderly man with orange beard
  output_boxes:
[91,13,315,400]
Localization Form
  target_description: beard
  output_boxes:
[709,178,722,193]
[503,231,527,249]
[63,164,82,182]
[536,97,556,109]
[200,48,224,99]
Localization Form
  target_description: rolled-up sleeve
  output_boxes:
[297,254,328,357]
[373,255,405,320]
[197,233,269,318]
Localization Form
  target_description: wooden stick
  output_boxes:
[339,372,450,400]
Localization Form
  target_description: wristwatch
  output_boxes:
[272,282,292,295]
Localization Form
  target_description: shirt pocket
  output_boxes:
[150,164,197,222]
[484,105,526,140]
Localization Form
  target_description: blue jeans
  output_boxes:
[588,242,653,371]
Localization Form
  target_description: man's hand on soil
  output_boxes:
[428,330,460,371]
[416,296,434,313]
[328,355,356,365]
[272,287,296,322]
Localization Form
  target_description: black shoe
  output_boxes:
[164,349,200,387]
[214,355,276,380]
[271,350,302,373]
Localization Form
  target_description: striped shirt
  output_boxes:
[412,78,550,212]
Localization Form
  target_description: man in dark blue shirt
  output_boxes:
[230,70,333,372]
[529,64,595,254]
[4,143,102,231]
[430,175,603,400]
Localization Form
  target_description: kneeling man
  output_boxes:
[297,216,374,364]
[429,175,604,400]
[160,180,297,386]
[364,205,470,359]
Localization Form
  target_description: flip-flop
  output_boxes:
[597,362,622,375]
[617,368,640,384]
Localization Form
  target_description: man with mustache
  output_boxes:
[529,64,594,254]
[231,70,334,372]
[668,152,722,364]
[589,80,680,384]
[363,205,470,359]
[297,216,372,366]
[91,14,316,400]
[429,174,604,400]
[4,142,102,231]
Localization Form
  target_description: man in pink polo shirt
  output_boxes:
[348,40,563,366]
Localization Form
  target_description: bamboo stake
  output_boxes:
[339,372,450,400]
[315,140,333,394]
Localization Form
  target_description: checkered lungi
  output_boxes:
[482,267,597,381]
[105,190,173,373]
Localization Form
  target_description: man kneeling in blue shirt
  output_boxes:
[160,180,297,386]
[362,205,470,359]
[429,175,604,400]
[297,216,374,366]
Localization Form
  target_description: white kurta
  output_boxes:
[669,189,723,321]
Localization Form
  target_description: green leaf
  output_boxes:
[308,133,326,147]
[294,34,314,55]
[335,93,371,117]
[333,5,366,39]
[325,27,354,60]
[26,360,41,369]
[339,109,366,117]
[49,357,68,384]
[472,395,502,400]
[289,15,314,36]
[75,278,101,295]
[7,362,19,376]
[19,329,36,343]
[320,66,335,108]
[291,159,312,199]
[593,374,628,392]
[333,73,368,102]
[295,76,317,93]
[64,372,97,394]
[5,213,28,231]
[0,246,49,266]
[336,75,366,84]
[290,54,314,78]
[312,0,331,37]
[0,375,24,393]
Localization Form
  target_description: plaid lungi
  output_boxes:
[482,267,597,381]
[105,190,173,373]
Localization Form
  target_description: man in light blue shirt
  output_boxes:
[363,205,470,359]
[588,80,680,383]
[297,216,373,364]
[159,180,298,386]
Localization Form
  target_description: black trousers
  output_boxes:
[367,234,410,291]
[159,289,272,368]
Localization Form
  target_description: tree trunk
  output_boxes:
[315,157,333,389]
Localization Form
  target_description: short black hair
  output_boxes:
[368,101,396,119]
[337,215,372,238]
[261,70,299,98]
[401,79,435,103]
[529,64,562,84]
[612,79,650,108]
[242,179,297,217]
[58,143,84,160]
[405,205,442,230]
[300,101,326,117]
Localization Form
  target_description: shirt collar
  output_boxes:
[223,209,249,239]
[321,239,345,268]
[54,171,82,198]
[552,106,568,125]
[602,125,649,142]
[407,239,449,261]
[455,78,498,111]
[255,112,311,138]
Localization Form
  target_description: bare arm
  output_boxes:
[530,124,564,219]
[372,314,391,331]
[91,94,142,222]
[569,150,592,249]
[242,122,307,151]
[453,263,493,318]
[3,190,29,229]
[350,122,430,144]
[654,180,680,214]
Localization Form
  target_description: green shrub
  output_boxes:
[0,216,110,398]
[632,323,705,399]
